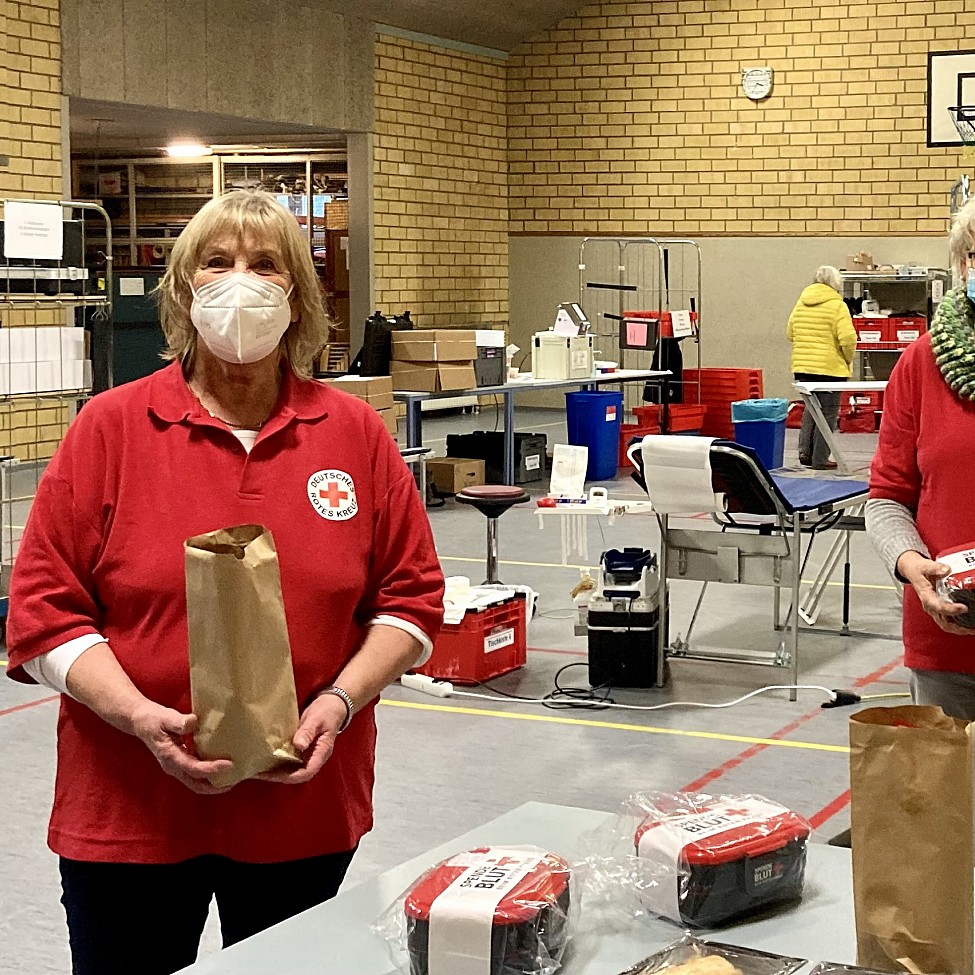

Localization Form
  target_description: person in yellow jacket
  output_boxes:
[786,266,857,469]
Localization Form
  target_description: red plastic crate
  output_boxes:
[839,390,883,433]
[681,370,763,439]
[841,390,883,413]
[684,368,764,396]
[839,411,876,433]
[619,421,659,467]
[853,316,886,345]
[633,404,708,433]
[416,594,527,684]
[885,315,926,344]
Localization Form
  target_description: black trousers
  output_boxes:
[59,849,356,975]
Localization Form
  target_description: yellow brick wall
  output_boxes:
[0,0,69,463]
[374,35,508,325]
[509,0,970,236]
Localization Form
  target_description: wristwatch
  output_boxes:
[319,685,355,733]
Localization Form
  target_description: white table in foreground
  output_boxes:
[394,369,671,485]
[177,801,855,974]
[792,380,887,475]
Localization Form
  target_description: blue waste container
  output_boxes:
[732,397,788,470]
[565,390,624,481]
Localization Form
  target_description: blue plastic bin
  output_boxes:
[565,390,624,481]
[731,397,788,470]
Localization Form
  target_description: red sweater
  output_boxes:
[6,363,445,863]
[870,331,975,672]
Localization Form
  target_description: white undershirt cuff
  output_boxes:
[369,615,434,666]
[20,633,108,697]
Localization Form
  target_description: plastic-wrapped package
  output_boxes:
[935,544,975,628]
[619,933,806,975]
[587,792,811,928]
[807,965,920,975]
[374,845,572,975]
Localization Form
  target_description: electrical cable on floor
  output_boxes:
[401,670,865,712]
[470,662,615,711]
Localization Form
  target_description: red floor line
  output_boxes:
[0,694,59,718]
[528,646,587,657]
[681,652,905,795]
[853,656,903,688]
[808,789,851,830]
[681,704,825,793]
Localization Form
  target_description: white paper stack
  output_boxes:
[0,327,90,394]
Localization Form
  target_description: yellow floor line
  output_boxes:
[437,554,897,590]
[381,699,849,753]
[0,657,845,753]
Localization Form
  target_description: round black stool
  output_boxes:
[456,484,530,585]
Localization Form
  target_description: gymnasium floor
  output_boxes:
[0,407,900,974]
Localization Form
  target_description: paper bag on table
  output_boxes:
[185,524,302,789]
[850,705,975,974]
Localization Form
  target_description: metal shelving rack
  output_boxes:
[0,199,112,615]
[841,268,949,379]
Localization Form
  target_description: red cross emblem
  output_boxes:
[319,482,349,508]
[308,469,358,521]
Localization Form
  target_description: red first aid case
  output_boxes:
[634,796,810,927]
[404,847,571,975]
[936,543,975,628]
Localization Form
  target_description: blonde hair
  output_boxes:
[949,197,975,280]
[813,265,842,292]
[158,190,330,378]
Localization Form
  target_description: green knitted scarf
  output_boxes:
[930,287,975,398]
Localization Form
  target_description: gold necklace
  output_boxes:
[205,409,263,430]
[189,381,268,430]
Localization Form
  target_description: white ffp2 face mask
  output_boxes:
[190,272,293,364]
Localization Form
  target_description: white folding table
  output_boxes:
[394,369,671,485]
[791,380,887,476]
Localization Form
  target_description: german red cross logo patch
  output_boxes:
[307,469,358,521]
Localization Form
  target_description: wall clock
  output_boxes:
[742,67,773,101]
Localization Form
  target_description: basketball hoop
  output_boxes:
[948,106,975,160]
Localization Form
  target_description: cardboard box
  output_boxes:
[376,406,398,435]
[427,457,485,494]
[320,375,394,410]
[391,361,477,392]
[391,329,477,362]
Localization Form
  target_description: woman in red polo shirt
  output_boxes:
[867,197,975,718]
[5,191,444,975]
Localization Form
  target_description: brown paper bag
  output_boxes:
[185,524,301,789]
[850,705,975,974]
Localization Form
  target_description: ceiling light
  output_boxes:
[166,142,212,158]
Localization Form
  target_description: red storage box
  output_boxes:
[841,390,883,413]
[633,404,707,434]
[625,309,699,338]
[404,848,571,975]
[786,400,804,429]
[619,421,659,468]
[886,315,926,344]
[683,369,763,439]
[417,593,527,684]
[634,796,810,927]
[853,317,885,345]
[839,390,883,433]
